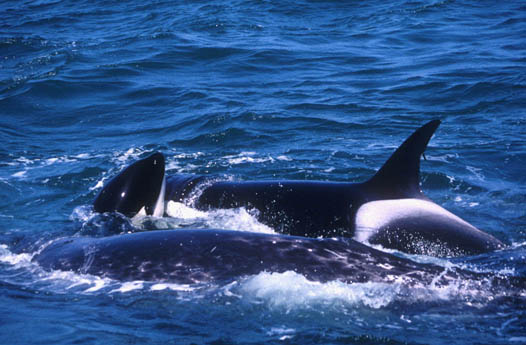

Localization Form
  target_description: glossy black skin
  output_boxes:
[32,229,521,289]
[93,152,165,217]
[185,179,502,256]
[179,179,371,238]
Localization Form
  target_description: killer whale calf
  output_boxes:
[32,229,523,291]
[93,120,504,257]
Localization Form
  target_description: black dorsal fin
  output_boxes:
[366,120,441,199]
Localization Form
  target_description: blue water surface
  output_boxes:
[1,0,525,344]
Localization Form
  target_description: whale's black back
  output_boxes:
[196,181,366,237]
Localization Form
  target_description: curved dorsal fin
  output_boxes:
[366,120,441,199]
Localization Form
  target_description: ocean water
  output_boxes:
[1,0,525,344]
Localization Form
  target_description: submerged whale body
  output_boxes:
[32,229,521,290]
[93,120,504,257]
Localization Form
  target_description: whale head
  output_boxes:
[93,152,166,217]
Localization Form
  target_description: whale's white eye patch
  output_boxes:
[354,198,474,243]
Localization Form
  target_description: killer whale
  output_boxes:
[93,120,504,257]
[32,229,522,291]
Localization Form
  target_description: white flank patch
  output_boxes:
[354,198,475,243]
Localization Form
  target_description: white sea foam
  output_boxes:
[70,205,95,222]
[11,171,27,178]
[89,177,107,191]
[0,242,116,294]
[112,147,143,163]
[237,270,494,310]
[466,165,485,181]
[205,207,275,233]
[9,153,97,168]
[150,283,196,292]
[60,274,108,292]
[425,153,459,163]
[172,152,206,160]
[165,152,207,171]
[165,201,275,233]
[266,326,296,341]
[166,201,207,219]
[5,152,102,184]
[45,156,76,165]
[168,151,294,169]
[0,244,33,265]
[109,281,144,293]
[223,151,275,165]
[168,162,200,172]
[239,271,402,309]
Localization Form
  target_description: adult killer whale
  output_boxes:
[93,120,504,257]
[32,229,523,292]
